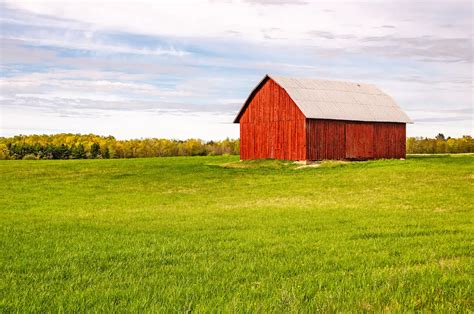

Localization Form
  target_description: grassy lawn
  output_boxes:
[0,155,472,312]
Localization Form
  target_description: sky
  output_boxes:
[0,0,472,140]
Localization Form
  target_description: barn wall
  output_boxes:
[306,119,345,160]
[345,122,375,159]
[373,123,406,159]
[240,78,306,160]
[306,119,406,160]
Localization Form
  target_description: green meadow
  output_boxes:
[0,155,472,312]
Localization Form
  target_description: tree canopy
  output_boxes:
[0,133,472,160]
[0,134,240,160]
[406,135,473,155]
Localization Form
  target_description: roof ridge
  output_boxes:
[268,74,375,87]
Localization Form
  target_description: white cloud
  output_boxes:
[4,0,471,65]
[2,34,190,57]
[1,106,239,140]
[0,70,188,99]
[6,0,470,43]
[1,0,472,139]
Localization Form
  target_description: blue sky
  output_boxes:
[0,0,472,140]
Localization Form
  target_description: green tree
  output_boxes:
[90,143,101,158]
[103,147,110,159]
[72,144,86,159]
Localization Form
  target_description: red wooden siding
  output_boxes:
[240,78,306,160]
[373,123,406,159]
[306,119,345,160]
[345,122,374,159]
[306,119,406,160]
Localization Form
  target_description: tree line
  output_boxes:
[0,134,239,160]
[406,134,473,154]
[0,133,472,160]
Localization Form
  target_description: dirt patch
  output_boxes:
[295,160,349,169]
[219,159,294,169]
[295,163,321,169]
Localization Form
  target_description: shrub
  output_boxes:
[22,154,37,160]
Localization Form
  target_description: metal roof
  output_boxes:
[234,74,412,123]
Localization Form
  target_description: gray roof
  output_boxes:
[234,74,412,123]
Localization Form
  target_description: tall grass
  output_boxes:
[0,155,472,311]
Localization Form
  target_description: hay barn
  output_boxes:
[234,74,412,161]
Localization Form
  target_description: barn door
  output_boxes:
[345,123,374,160]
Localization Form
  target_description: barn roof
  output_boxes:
[234,74,412,123]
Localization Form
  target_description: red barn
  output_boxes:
[234,75,412,161]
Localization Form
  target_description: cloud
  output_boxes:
[242,0,308,5]
[6,0,469,43]
[3,1,472,64]
[409,108,473,123]
[0,95,241,117]
[1,71,184,97]
[15,35,190,56]
[1,9,191,57]
[0,68,245,118]
[415,116,472,123]
[1,0,472,139]
[306,30,473,63]
[359,35,472,63]
[307,30,356,40]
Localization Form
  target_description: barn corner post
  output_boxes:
[234,75,411,162]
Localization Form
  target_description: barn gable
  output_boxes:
[238,77,307,160]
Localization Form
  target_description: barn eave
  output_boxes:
[233,75,271,123]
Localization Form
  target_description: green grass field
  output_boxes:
[0,155,473,312]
